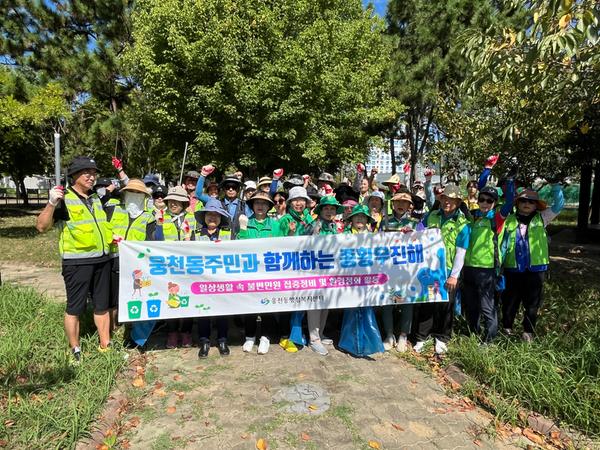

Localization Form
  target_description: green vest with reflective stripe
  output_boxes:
[196,229,231,241]
[426,210,469,270]
[465,215,503,269]
[503,213,549,268]
[162,212,197,241]
[109,207,154,254]
[59,190,112,259]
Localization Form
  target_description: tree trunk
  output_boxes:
[577,163,592,231]
[12,173,28,206]
[590,162,600,225]
[389,134,396,175]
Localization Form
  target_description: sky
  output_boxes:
[362,0,388,17]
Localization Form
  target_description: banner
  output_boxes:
[118,229,448,322]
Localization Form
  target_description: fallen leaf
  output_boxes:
[368,441,381,449]
[240,433,250,440]
[172,374,181,381]
[256,438,268,450]
[307,404,318,411]
[166,406,176,414]
[153,389,167,397]
[473,439,482,447]
[4,420,15,428]
[175,391,185,400]
[154,381,164,389]
[135,366,145,375]
[132,377,145,388]
[121,439,131,449]
[104,429,114,437]
[128,417,140,428]
[98,445,109,450]
[433,408,448,414]
[550,431,561,440]
[300,432,310,441]
[391,423,404,431]
[523,428,544,444]
[47,393,55,401]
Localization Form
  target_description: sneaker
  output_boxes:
[71,346,81,362]
[257,336,270,355]
[413,341,425,353]
[181,333,193,348]
[503,328,513,336]
[320,336,334,346]
[97,345,111,353]
[434,338,448,355]
[383,334,396,351]
[242,338,255,353]
[522,332,533,343]
[395,335,408,353]
[310,341,329,356]
[279,338,298,353]
[166,332,179,349]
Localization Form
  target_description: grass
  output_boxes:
[447,274,600,437]
[0,285,126,448]
[0,207,60,268]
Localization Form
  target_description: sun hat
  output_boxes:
[314,196,343,215]
[67,156,98,176]
[283,174,304,190]
[246,190,274,208]
[163,186,190,204]
[364,190,385,204]
[219,175,242,189]
[195,198,231,227]
[143,173,160,187]
[391,191,414,205]
[244,180,257,191]
[121,178,151,196]
[383,174,402,187]
[346,204,375,223]
[440,183,462,200]
[287,186,311,204]
[257,176,272,188]
[479,186,499,202]
[516,189,547,210]
[317,172,336,185]
[184,170,200,180]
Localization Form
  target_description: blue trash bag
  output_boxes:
[131,320,156,346]
[288,311,306,345]
[454,289,462,316]
[338,307,384,357]
[495,274,506,292]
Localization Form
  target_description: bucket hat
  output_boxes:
[440,184,462,200]
[246,190,274,208]
[346,204,375,223]
[68,156,98,176]
[163,186,190,204]
[364,190,385,206]
[306,185,321,201]
[195,198,231,227]
[257,176,272,188]
[287,186,311,204]
[283,174,304,190]
[121,178,151,196]
[143,173,160,187]
[184,170,200,180]
[516,189,547,210]
[383,174,402,187]
[391,191,413,205]
[244,180,257,191]
[318,172,336,185]
[314,195,343,215]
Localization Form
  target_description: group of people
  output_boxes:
[36,153,564,362]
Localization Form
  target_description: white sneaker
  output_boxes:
[242,338,255,353]
[310,341,329,356]
[522,332,533,343]
[434,338,448,355]
[395,335,408,353]
[257,336,270,354]
[383,334,396,351]
[413,341,425,353]
[320,336,333,345]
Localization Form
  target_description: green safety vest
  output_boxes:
[59,189,112,259]
[426,210,469,270]
[162,212,197,241]
[109,207,154,254]
[383,213,418,232]
[196,228,231,241]
[464,215,503,269]
[503,213,549,268]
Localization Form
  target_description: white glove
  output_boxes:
[238,214,249,231]
[49,186,64,206]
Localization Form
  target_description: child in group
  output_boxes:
[155,186,196,349]
[194,198,233,358]
[381,189,424,352]
[501,183,564,342]
[338,205,385,357]
[306,196,344,355]
[237,191,284,355]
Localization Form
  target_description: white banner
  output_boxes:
[118,229,448,322]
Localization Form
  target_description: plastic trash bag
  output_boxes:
[288,311,306,345]
[131,320,156,346]
[338,307,384,357]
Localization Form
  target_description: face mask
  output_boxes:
[124,192,146,218]
[96,187,107,198]
[147,197,154,209]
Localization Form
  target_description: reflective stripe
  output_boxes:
[63,250,106,259]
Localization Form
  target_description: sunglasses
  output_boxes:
[224,185,238,191]
[478,196,495,204]
[518,198,536,204]
[152,194,164,199]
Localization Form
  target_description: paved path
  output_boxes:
[0,263,64,301]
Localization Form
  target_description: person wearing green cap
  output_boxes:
[337,205,385,357]
[306,196,345,356]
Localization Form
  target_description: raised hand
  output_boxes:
[201,164,215,177]
[484,154,500,169]
[112,156,123,171]
[238,214,249,231]
[48,186,65,206]
[273,168,284,180]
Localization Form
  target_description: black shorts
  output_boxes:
[62,260,111,315]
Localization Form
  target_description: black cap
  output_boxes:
[219,175,242,188]
[68,156,98,176]
[306,185,321,201]
[479,186,499,202]
[95,177,112,187]
[152,185,167,197]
